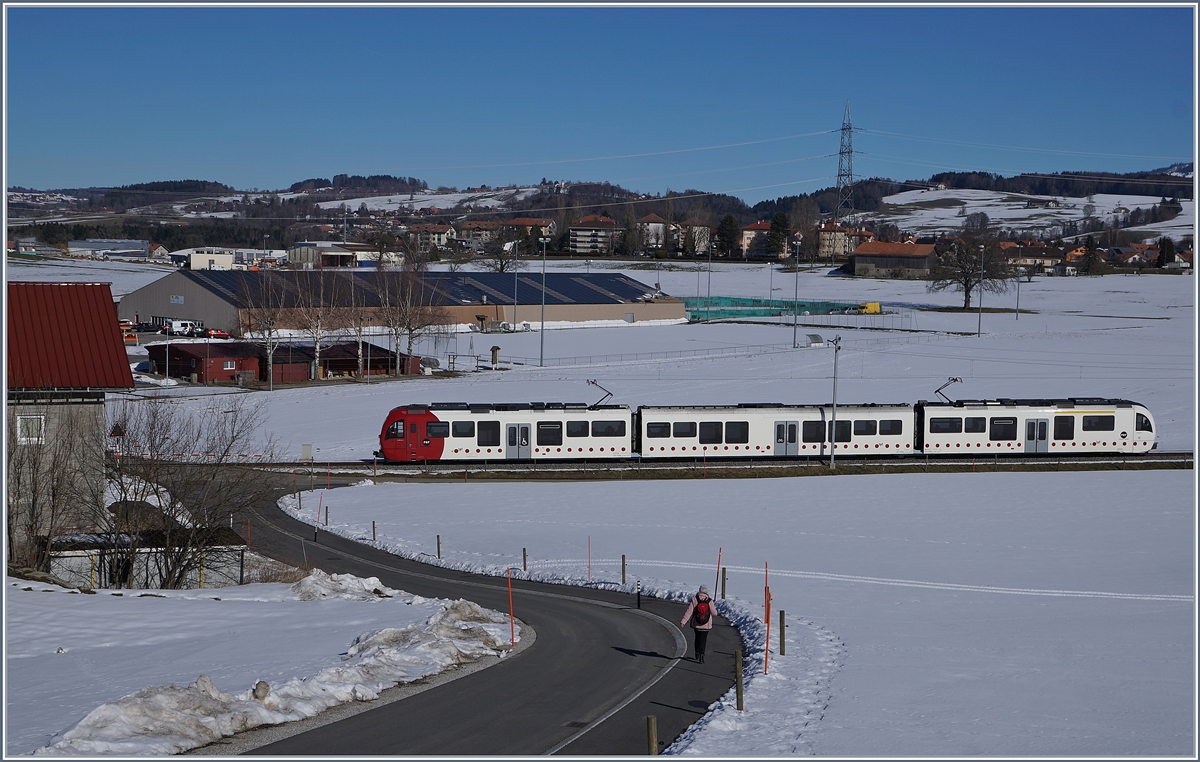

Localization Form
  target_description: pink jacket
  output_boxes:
[680,593,716,630]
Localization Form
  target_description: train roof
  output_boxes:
[389,402,630,413]
[919,398,1142,409]
[636,402,912,411]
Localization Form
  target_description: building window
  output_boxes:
[17,415,45,445]
[223,360,236,370]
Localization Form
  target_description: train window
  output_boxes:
[508,427,517,447]
[802,421,825,443]
[853,420,877,436]
[964,417,987,434]
[646,422,671,438]
[385,420,404,439]
[775,423,785,443]
[989,417,1018,441]
[699,422,723,444]
[827,420,852,442]
[1082,415,1115,432]
[787,424,797,444]
[426,422,449,438]
[929,417,963,434]
[592,420,627,437]
[725,421,749,444]
[566,420,589,437]
[1136,413,1153,433]
[478,421,501,447]
[673,421,697,438]
[1054,416,1074,440]
[410,423,418,435]
[452,421,475,438]
[537,421,563,446]
[879,420,904,436]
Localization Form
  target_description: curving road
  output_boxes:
[233,481,739,755]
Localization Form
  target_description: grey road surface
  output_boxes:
[236,484,740,755]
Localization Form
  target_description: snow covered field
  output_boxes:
[281,471,1193,756]
[5,572,521,756]
[3,257,1195,755]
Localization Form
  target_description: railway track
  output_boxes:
[268,450,1193,482]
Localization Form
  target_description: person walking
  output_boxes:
[680,585,715,663]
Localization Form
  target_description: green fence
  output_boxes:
[681,296,861,321]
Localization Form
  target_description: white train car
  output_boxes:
[915,398,1157,456]
[377,402,633,463]
[636,404,916,459]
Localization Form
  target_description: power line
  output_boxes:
[856,128,1191,163]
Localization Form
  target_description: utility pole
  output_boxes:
[539,236,550,367]
[834,101,855,262]
[829,335,842,469]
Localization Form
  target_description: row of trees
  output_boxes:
[240,249,447,383]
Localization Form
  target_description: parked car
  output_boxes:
[204,328,230,339]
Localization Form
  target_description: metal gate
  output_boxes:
[774,420,799,457]
[1024,418,1048,453]
[506,423,531,460]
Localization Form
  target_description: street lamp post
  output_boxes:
[1014,269,1021,320]
[829,335,842,469]
[707,239,713,321]
[792,243,801,348]
[539,237,550,367]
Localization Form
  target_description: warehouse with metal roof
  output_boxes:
[116,270,686,335]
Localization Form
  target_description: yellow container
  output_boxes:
[861,302,881,314]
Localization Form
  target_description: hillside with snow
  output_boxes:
[869,188,1194,243]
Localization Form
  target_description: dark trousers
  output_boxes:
[693,628,709,657]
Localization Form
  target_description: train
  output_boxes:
[375,397,1157,463]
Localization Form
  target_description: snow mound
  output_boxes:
[290,568,402,601]
[33,573,520,757]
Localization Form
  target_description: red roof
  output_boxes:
[7,282,135,390]
[743,220,772,231]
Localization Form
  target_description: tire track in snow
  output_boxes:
[533,559,1190,602]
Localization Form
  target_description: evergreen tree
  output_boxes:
[766,212,789,258]
[716,214,742,257]
[1157,236,1175,268]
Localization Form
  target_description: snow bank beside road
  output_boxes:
[13,571,519,757]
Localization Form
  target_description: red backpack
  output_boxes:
[694,596,712,626]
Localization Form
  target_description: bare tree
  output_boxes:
[294,270,346,379]
[927,235,1011,309]
[239,271,290,389]
[476,230,522,273]
[374,255,448,373]
[99,394,277,589]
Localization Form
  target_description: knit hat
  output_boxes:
[699,585,710,595]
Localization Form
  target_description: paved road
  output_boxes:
[238,484,739,755]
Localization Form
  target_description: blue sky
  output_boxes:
[5,6,1195,205]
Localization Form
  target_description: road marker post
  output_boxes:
[622,554,626,585]
[523,547,528,572]
[636,580,642,609]
[780,609,786,656]
[372,520,376,542]
[764,562,772,675]
[646,715,659,755]
[714,547,722,592]
[721,566,727,599]
[437,534,441,559]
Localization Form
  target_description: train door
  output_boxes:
[774,420,798,457]
[1024,418,1048,453]
[506,423,531,460]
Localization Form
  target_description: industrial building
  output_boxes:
[117,269,685,335]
